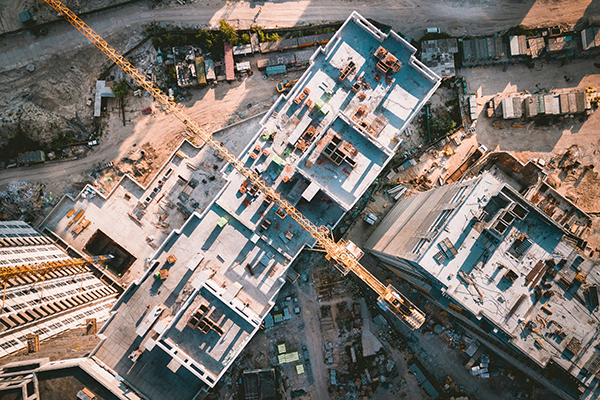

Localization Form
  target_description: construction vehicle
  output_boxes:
[1,254,114,309]
[41,0,426,330]
[586,86,599,108]
[276,79,298,93]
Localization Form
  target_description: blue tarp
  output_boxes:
[266,65,287,75]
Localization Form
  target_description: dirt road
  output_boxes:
[296,280,330,400]
[0,148,110,191]
[2,0,599,72]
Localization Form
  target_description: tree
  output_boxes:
[266,33,281,41]
[429,115,456,136]
[196,30,215,49]
[111,80,129,124]
[112,80,129,99]
[240,33,251,45]
[219,19,238,45]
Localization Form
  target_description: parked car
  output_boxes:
[425,27,441,34]
[88,140,98,147]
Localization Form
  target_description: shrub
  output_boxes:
[219,19,239,45]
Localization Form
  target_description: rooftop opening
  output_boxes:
[84,230,136,275]
[510,203,528,220]
[433,238,458,264]
[508,233,532,259]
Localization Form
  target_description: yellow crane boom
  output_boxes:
[42,0,425,329]
[0,254,113,282]
[1,254,114,310]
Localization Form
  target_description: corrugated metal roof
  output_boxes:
[257,53,296,69]
[408,364,427,384]
[232,44,252,56]
[509,36,520,56]
[204,59,216,81]
[559,93,569,114]
[297,32,335,47]
[224,42,235,81]
[568,92,578,114]
[544,94,560,115]
[518,35,528,55]
[581,28,600,50]
[17,151,45,164]
[294,49,315,64]
[463,37,505,61]
[279,37,299,50]
[259,40,281,53]
[576,92,586,112]
[502,97,514,119]
[512,97,523,118]
[536,95,545,114]
[422,381,440,399]
[264,314,274,328]
[489,37,506,58]
[525,97,537,117]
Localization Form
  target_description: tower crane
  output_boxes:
[1,254,114,310]
[42,0,426,330]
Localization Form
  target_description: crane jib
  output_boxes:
[41,0,426,329]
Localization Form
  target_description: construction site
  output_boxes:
[6,1,600,400]
[0,6,442,400]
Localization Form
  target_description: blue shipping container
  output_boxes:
[266,65,287,75]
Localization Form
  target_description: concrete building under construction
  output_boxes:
[365,171,600,400]
[36,11,440,400]
[0,220,118,359]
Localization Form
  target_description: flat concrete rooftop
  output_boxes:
[93,199,296,392]
[296,115,387,210]
[411,173,600,377]
[40,117,261,285]
[164,286,255,378]
[43,12,441,400]
[256,12,440,211]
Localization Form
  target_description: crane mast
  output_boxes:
[42,0,425,330]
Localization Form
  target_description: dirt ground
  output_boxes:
[0,0,132,35]
[0,28,143,150]
[206,251,427,400]
[3,0,600,148]
[464,58,600,248]
[95,41,305,191]
[0,35,304,213]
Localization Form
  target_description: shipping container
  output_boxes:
[204,59,216,82]
[224,42,235,81]
[195,57,207,86]
[265,65,287,75]
[233,44,253,56]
